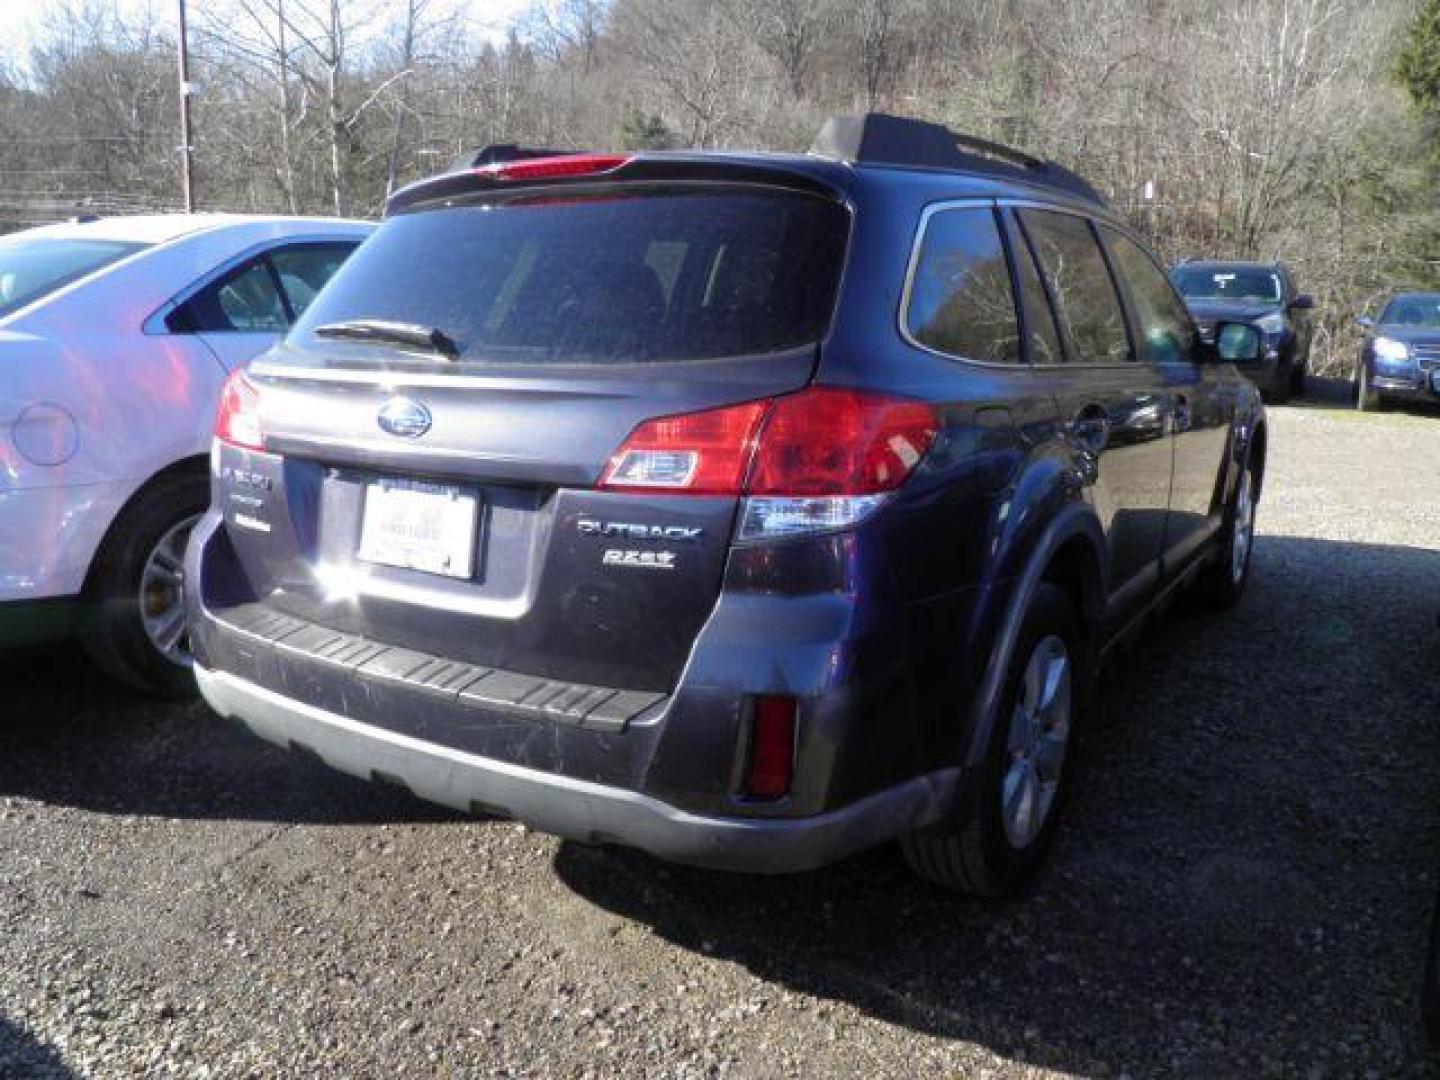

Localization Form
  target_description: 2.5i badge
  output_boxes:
[602,549,677,570]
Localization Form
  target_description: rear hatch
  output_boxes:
[225,172,850,693]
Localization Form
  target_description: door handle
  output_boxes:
[1173,395,1193,434]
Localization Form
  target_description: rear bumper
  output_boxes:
[196,663,958,873]
[1370,373,1439,400]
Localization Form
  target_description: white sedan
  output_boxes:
[0,213,372,695]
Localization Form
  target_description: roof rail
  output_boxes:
[448,143,577,172]
[809,113,1106,207]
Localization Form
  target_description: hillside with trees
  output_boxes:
[1,0,1436,374]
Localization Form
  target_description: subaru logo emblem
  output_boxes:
[377,397,432,438]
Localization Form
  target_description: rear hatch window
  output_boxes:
[286,188,849,367]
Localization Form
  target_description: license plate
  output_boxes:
[357,479,477,579]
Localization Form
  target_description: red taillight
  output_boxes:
[215,370,264,451]
[749,388,938,496]
[599,399,769,496]
[746,695,797,799]
[598,388,938,499]
[480,153,631,182]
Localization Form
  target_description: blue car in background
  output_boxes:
[1355,292,1440,412]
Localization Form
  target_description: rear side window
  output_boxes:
[291,190,849,365]
[0,237,146,320]
[905,207,1019,364]
[1103,229,1196,366]
[215,261,288,331]
[270,244,354,320]
[169,242,358,333]
[1019,210,1130,365]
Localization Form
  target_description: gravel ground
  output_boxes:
[3,388,1439,1078]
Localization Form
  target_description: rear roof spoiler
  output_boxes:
[447,144,577,172]
[809,113,1106,207]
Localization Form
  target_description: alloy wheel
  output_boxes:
[1001,634,1072,849]
[1231,471,1255,584]
[138,514,200,667]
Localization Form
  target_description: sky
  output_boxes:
[0,0,533,66]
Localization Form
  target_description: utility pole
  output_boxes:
[177,0,195,212]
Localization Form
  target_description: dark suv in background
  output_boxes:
[186,115,1267,897]
[1171,260,1314,402]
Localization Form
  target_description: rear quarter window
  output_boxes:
[904,206,1020,364]
[290,190,849,366]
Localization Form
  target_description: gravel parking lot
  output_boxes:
[3,386,1439,1079]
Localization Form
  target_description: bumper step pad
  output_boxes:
[215,602,663,733]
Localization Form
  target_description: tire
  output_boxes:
[1195,454,1257,610]
[1289,354,1307,398]
[901,583,1081,897]
[82,469,208,698]
[1425,887,1440,1049]
[1355,365,1381,412]
[1268,362,1292,405]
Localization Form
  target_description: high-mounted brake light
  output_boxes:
[479,153,631,182]
[215,370,264,451]
[598,387,939,540]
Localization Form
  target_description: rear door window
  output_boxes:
[169,242,357,333]
[269,243,356,320]
[215,261,288,331]
[1019,209,1131,365]
[904,206,1020,364]
[1102,228,1196,366]
[0,237,146,320]
[1006,211,1066,365]
[289,190,849,365]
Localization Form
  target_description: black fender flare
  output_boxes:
[962,500,1106,778]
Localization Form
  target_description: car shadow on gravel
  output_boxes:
[556,534,1440,1076]
[0,643,461,826]
[0,1015,75,1078]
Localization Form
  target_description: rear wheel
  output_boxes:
[1424,887,1440,1048]
[1195,457,1256,610]
[1355,365,1381,411]
[1268,361,1292,405]
[901,583,1079,897]
[1289,352,1307,397]
[82,471,208,698]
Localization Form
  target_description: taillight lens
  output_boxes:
[749,388,938,496]
[598,387,939,540]
[480,153,631,182]
[599,399,769,495]
[215,370,264,451]
[746,695,797,799]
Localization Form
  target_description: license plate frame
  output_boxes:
[357,478,479,580]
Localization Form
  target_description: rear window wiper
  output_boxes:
[313,319,460,359]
